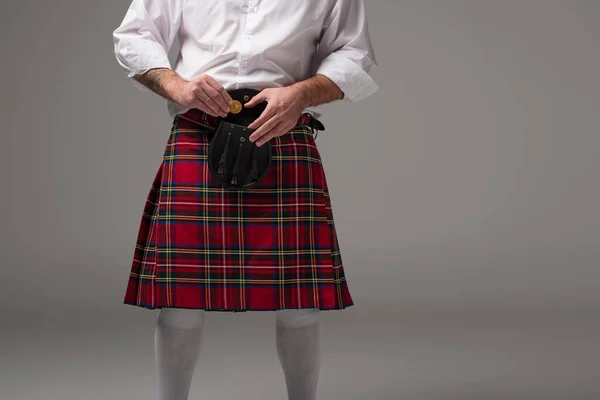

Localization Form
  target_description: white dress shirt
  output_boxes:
[113,0,378,118]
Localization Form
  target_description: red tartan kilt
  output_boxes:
[123,115,354,311]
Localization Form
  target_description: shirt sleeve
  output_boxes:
[112,0,183,91]
[313,0,379,103]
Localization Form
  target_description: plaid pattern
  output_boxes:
[123,112,353,311]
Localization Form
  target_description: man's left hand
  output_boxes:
[244,86,307,147]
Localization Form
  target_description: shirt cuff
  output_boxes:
[115,41,173,91]
[315,52,379,103]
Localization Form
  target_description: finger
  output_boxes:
[192,97,222,118]
[203,75,233,106]
[249,112,281,142]
[201,80,231,113]
[195,88,227,117]
[255,121,287,147]
[247,104,277,130]
[244,91,268,108]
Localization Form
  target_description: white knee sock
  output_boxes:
[275,309,322,400]
[155,308,205,400]
[153,307,321,400]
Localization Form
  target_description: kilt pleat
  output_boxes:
[123,116,354,311]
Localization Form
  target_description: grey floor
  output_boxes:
[2,305,599,400]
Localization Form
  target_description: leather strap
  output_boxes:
[178,108,325,132]
[175,88,325,135]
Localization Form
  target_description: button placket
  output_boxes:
[241,0,258,14]
[238,0,259,82]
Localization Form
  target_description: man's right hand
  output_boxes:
[133,69,233,118]
[167,74,234,118]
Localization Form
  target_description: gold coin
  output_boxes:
[229,100,242,114]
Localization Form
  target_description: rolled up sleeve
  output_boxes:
[112,0,183,90]
[313,0,379,103]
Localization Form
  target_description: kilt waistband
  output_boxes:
[177,108,325,132]
[175,89,325,137]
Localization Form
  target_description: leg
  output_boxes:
[275,308,322,400]
[155,308,205,400]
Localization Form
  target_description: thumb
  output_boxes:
[244,90,269,108]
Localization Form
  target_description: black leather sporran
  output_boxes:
[207,89,271,190]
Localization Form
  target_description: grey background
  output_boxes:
[1,0,599,399]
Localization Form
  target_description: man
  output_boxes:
[112,1,377,399]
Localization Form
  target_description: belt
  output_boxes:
[176,88,325,137]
